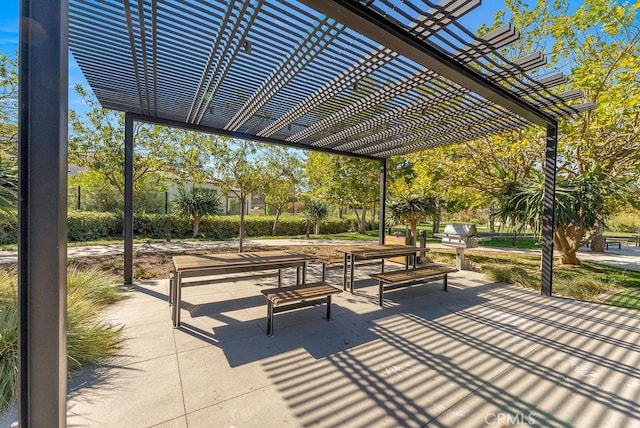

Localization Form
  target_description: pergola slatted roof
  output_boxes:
[68,0,594,159]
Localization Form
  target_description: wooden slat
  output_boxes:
[261,282,342,306]
[371,264,457,284]
[173,250,316,271]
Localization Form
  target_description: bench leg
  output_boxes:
[443,274,448,292]
[278,269,282,287]
[267,301,274,337]
[321,262,326,282]
[326,295,332,321]
[378,280,384,307]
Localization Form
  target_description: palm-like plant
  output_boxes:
[386,195,437,245]
[174,187,222,238]
[304,200,328,236]
[496,168,613,265]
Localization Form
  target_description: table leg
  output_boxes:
[350,254,355,293]
[342,253,348,291]
[169,269,175,305]
[173,272,182,327]
[302,262,307,284]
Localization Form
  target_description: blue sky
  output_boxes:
[0,0,586,115]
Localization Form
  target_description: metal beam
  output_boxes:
[541,125,557,296]
[18,0,68,425]
[379,159,387,245]
[126,113,382,161]
[300,0,558,128]
[124,113,134,285]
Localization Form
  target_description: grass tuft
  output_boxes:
[0,267,123,415]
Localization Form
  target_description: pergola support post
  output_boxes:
[379,159,387,244]
[18,0,69,425]
[124,113,134,285]
[541,124,558,296]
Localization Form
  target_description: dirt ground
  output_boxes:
[69,244,349,281]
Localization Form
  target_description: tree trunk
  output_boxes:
[360,207,367,233]
[489,207,496,234]
[554,226,583,265]
[272,208,281,236]
[338,205,343,218]
[238,195,245,252]
[353,206,366,234]
[305,223,310,239]
[590,220,605,252]
[409,221,418,246]
[560,250,579,265]
[192,215,201,238]
[315,221,320,235]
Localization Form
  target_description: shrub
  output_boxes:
[0,267,122,414]
[174,187,222,237]
[607,210,640,233]
[0,217,17,245]
[68,211,121,241]
[482,263,538,289]
[0,213,367,244]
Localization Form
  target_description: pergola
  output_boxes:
[18,0,593,425]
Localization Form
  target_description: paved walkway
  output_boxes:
[3,238,640,271]
[5,264,640,427]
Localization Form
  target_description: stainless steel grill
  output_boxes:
[435,224,483,270]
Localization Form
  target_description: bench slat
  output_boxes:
[261,282,342,306]
[371,264,457,284]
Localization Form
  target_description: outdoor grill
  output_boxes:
[435,224,482,270]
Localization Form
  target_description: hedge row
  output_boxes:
[0,212,377,244]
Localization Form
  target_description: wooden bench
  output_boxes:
[606,240,622,249]
[260,282,342,336]
[370,263,458,306]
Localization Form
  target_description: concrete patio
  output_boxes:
[61,262,640,427]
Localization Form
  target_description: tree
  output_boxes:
[306,153,379,233]
[202,139,262,252]
[304,200,329,237]
[68,85,205,197]
[257,147,304,235]
[492,0,640,252]
[174,187,222,237]
[386,195,437,246]
[497,166,618,264]
[0,52,18,222]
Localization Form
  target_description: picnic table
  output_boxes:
[335,244,422,293]
[170,250,316,327]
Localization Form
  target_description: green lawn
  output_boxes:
[428,249,640,310]
[606,289,640,309]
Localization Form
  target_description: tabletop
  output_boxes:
[172,250,316,271]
